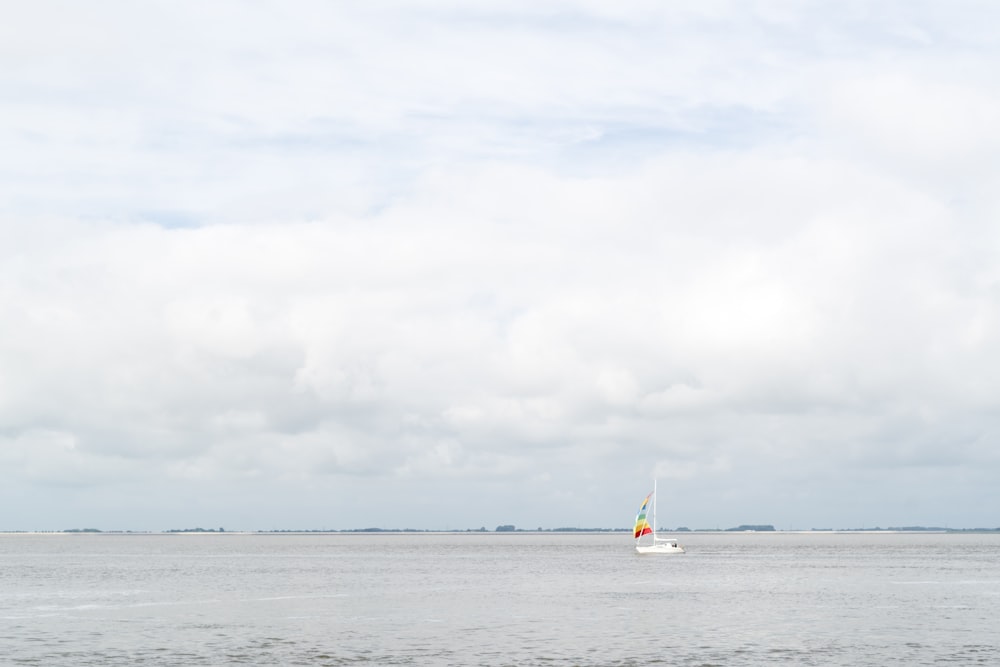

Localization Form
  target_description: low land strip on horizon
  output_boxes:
[5,524,999,535]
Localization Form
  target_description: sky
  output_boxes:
[2,1,999,532]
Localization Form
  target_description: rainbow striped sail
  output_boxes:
[634,492,653,539]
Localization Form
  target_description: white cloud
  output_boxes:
[1,2,999,530]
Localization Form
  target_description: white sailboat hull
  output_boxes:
[635,539,685,554]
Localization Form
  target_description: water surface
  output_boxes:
[2,532,998,665]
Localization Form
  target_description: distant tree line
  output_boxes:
[22,524,1000,534]
[166,527,226,533]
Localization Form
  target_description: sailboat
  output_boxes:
[634,480,684,554]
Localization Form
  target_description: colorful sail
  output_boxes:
[634,492,653,539]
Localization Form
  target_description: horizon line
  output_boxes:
[4,525,1000,535]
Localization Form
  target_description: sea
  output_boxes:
[2,531,998,666]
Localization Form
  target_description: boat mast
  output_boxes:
[652,478,657,539]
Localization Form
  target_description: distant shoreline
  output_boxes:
[3,527,999,535]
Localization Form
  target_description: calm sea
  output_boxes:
[2,532,998,666]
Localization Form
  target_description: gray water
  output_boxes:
[2,532,998,666]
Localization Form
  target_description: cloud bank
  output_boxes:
[2,2,999,530]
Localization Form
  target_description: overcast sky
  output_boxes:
[2,1,999,532]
